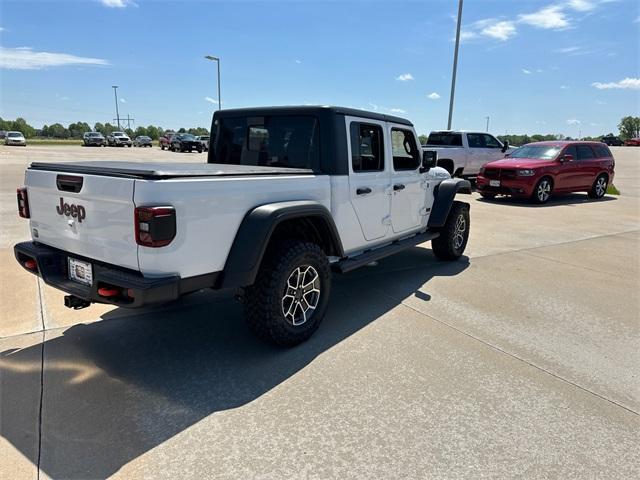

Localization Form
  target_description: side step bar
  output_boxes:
[333,230,440,274]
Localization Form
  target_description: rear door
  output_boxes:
[25,168,139,270]
[575,144,599,189]
[346,117,391,241]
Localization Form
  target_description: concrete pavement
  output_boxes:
[1,145,639,479]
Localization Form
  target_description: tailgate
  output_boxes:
[25,168,139,270]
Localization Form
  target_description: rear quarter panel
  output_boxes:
[134,175,331,278]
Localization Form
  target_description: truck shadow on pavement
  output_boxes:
[1,247,468,480]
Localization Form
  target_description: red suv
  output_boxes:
[476,141,615,204]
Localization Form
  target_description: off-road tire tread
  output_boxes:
[431,201,470,261]
[244,240,331,346]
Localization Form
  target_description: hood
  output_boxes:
[484,157,556,169]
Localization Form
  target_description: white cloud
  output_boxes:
[522,68,532,74]
[566,119,581,125]
[459,31,478,41]
[295,59,302,64]
[368,102,379,111]
[204,96,218,104]
[591,77,640,90]
[120,98,126,103]
[560,85,570,89]
[481,20,516,40]
[427,92,441,100]
[0,27,4,32]
[0,46,109,70]
[396,73,414,81]
[557,46,581,54]
[568,0,596,12]
[518,6,570,29]
[389,108,406,114]
[100,0,135,7]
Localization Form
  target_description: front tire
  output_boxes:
[588,174,608,199]
[532,177,553,204]
[244,240,331,347]
[431,201,470,261]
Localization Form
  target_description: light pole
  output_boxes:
[112,85,121,130]
[447,0,464,130]
[204,55,221,111]
[485,116,490,132]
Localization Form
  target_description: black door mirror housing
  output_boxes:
[501,140,509,153]
[420,150,438,173]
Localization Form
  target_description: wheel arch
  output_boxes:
[221,201,344,288]
[428,178,472,228]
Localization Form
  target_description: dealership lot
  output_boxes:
[1,145,639,478]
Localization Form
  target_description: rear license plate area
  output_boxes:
[68,258,93,286]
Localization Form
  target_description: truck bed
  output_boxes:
[28,161,314,179]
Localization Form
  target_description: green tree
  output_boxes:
[11,118,36,138]
[47,123,70,138]
[618,116,640,140]
[418,134,428,145]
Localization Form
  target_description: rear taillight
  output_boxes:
[134,206,176,247]
[17,187,30,218]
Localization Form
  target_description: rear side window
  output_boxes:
[210,115,319,169]
[350,122,384,172]
[594,145,612,158]
[391,129,420,170]
[426,132,462,146]
[576,145,595,160]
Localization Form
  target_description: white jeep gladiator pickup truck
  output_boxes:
[424,130,513,177]
[15,106,471,346]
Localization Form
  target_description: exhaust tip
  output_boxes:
[64,295,91,310]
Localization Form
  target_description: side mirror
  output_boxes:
[501,140,509,153]
[420,150,438,173]
[560,154,573,163]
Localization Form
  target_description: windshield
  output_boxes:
[426,132,462,147]
[8,132,23,138]
[178,134,196,140]
[87,132,101,137]
[209,115,319,169]
[138,136,151,140]
[509,145,561,160]
[113,132,126,137]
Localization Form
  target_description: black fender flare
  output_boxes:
[221,201,344,288]
[427,178,472,228]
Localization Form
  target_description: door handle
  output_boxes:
[393,184,405,191]
[356,187,372,195]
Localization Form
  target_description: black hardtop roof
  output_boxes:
[215,105,413,127]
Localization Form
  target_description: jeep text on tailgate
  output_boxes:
[15,106,471,346]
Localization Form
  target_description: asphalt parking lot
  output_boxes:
[1,145,639,479]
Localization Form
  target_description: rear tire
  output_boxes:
[244,240,331,347]
[431,201,470,261]
[588,174,608,199]
[480,192,496,199]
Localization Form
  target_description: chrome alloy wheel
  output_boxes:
[282,265,321,326]
[537,179,551,202]
[453,214,466,250]
[595,176,607,197]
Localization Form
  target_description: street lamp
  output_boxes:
[112,85,121,130]
[204,55,222,111]
[485,116,490,132]
[447,0,464,130]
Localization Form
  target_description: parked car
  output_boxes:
[196,135,210,151]
[423,130,514,177]
[0,131,7,140]
[624,137,640,146]
[5,131,26,146]
[170,133,203,152]
[133,136,153,147]
[14,105,471,346]
[601,135,623,146]
[107,132,132,147]
[159,131,176,150]
[476,141,615,204]
[82,132,106,147]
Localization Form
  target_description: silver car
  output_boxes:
[5,131,26,146]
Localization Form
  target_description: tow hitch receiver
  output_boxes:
[64,295,91,310]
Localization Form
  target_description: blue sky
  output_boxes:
[1,0,638,136]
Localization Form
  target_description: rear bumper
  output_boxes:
[476,174,537,197]
[14,241,218,308]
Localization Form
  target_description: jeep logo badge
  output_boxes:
[56,197,86,223]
